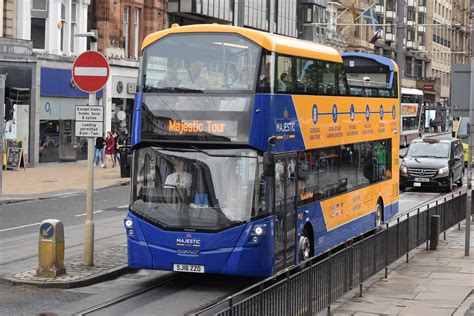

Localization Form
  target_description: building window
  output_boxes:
[415,59,423,78]
[405,57,413,76]
[71,1,77,53]
[32,0,47,10]
[418,34,425,46]
[31,18,46,49]
[134,8,140,59]
[303,4,313,23]
[60,3,66,53]
[123,7,130,58]
[31,0,48,50]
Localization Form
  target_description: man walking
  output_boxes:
[94,135,105,167]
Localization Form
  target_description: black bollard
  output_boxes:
[429,215,440,250]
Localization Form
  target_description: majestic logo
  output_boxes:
[176,236,201,247]
[276,107,296,133]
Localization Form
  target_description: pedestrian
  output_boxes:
[104,131,115,168]
[113,132,120,165]
[429,118,434,133]
[94,135,105,167]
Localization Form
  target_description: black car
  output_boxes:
[400,138,464,192]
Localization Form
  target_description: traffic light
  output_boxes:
[4,98,14,121]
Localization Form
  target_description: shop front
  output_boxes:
[40,67,102,163]
[110,75,136,142]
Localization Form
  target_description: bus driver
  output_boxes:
[165,160,192,190]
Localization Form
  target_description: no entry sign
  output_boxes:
[72,51,110,93]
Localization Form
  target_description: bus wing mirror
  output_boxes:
[263,152,275,177]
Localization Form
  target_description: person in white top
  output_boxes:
[164,160,192,189]
[184,61,209,90]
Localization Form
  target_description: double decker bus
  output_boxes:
[400,88,424,147]
[125,25,400,277]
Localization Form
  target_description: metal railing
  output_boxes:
[194,189,469,316]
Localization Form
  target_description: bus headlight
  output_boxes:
[438,166,449,176]
[254,226,264,235]
[125,219,134,228]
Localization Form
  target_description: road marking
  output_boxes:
[0,222,42,232]
[118,205,129,208]
[74,210,105,217]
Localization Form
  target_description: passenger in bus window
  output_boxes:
[363,76,373,97]
[258,63,271,91]
[158,66,181,87]
[186,61,209,90]
[230,68,252,89]
[374,141,387,181]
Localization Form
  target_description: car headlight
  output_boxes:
[438,166,449,175]
[400,163,408,174]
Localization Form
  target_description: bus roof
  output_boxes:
[142,24,342,63]
[401,87,424,96]
[341,52,399,73]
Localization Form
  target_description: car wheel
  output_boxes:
[445,175,454,193]
[457,169,464,186]
[299,228,313,263]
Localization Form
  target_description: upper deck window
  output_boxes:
[273,54,349,96]
[142,33,261,93]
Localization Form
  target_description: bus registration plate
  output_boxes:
[173,264,205,273]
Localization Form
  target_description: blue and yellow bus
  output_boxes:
[124,25,400,276]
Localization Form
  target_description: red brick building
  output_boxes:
[89,0,167,59]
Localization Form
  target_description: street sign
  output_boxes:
[75,105,103,122]
[75,105,104,137]
[75,121,104,137]
[72,51,110,93]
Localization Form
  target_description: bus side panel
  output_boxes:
[131,92,143,147]
[297,181,397,255]
[250,94,306,152]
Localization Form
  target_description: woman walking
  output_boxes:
[104,131,115,168]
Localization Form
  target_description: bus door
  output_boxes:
[273,154,297,270]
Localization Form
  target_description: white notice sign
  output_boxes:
[75,121,104,137]
[75,105,104,122]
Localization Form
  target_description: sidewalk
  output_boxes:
[0,215,127,288]
[1,160,129,204]
[329,221,474,316]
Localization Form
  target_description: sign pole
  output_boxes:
[84,40,98,266]
[0,74,5,194]
[465,3,474,257]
